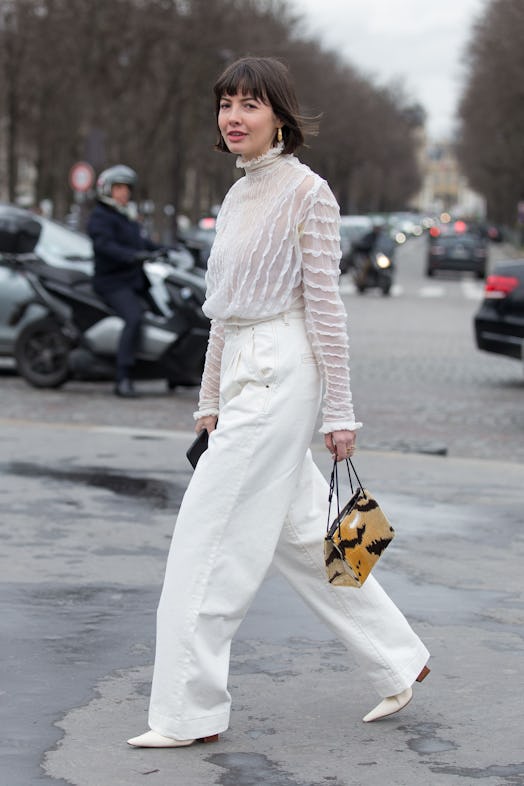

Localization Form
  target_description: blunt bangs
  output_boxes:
[214,63,269,108]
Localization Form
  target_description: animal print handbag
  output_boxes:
[324,458,395,587]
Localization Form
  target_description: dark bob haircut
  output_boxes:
[213,56,317,155]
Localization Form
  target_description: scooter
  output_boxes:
[2,248,209,390]
[352,248,395,296]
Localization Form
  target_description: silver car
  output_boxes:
[0,206,93,357]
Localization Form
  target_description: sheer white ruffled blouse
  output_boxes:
[195,145,362,434]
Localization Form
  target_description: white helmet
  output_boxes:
[96,165,137,198]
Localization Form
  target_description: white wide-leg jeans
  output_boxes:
[148,312,429,739]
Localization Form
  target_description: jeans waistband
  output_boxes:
[224,307,305,329]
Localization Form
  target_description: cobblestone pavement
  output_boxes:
[1,237,523,462]
[346,239,524,462]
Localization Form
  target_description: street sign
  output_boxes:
[69,162,95,193]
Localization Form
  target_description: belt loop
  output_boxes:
[283,311,289,326]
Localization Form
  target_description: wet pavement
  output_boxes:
[1,419,523,786]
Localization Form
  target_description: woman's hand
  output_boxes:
[325,429,356,462]
[195,415,218,435]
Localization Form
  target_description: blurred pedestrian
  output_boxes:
[87,165,162,398]
[128,56,429,749]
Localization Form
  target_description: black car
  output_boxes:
[474,259,524,361]
[427,223,488,279]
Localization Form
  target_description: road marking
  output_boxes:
[339,280,403,297]
[339,280,355,295]
[340,278,483,301]
[461,279,484,300]
[419,285,446,298]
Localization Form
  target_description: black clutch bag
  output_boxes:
[186,429,209,469]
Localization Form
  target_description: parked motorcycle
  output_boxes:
[1,237,209,389]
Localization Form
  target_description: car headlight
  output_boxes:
[376,253,391,269]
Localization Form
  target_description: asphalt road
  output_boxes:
[1,235,523,786]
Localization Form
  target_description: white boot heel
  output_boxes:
[362,665,430,723]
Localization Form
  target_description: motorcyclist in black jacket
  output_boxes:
[87,165,163,398]
[352,221,395,294]
[355,223,383,256]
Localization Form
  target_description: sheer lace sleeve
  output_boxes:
[193,319,225,420]
[300,182,362,433]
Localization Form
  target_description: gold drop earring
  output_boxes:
[277,127,283,143]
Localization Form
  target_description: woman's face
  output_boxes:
[218,92,282,160]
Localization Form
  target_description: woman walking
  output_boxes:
[128,56,429,748]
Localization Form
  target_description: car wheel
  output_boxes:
[15,317,70,388]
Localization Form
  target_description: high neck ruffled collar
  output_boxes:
[236,142,285,174]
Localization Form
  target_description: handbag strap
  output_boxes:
[326,457,366,532]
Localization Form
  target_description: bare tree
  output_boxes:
[0,0,34,201]
[458,0,524,225]
[0,0,424,224]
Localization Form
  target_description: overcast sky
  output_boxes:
[290,0,488,140]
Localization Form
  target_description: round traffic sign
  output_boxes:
[69,162,95,193]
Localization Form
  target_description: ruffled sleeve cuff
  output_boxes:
[319,420,363,434]
[193,406,220,421]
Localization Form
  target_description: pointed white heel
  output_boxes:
[362,664,430,723]
[127,730,219,748]
[362,687,412,722]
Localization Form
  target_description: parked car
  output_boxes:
[484,223,504,243]
[0,205,93,357]
[474,259,524,362]
[426,222,488,279]
[388,211,424,239]
[178,216,216,270]
[339,215,372,273]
